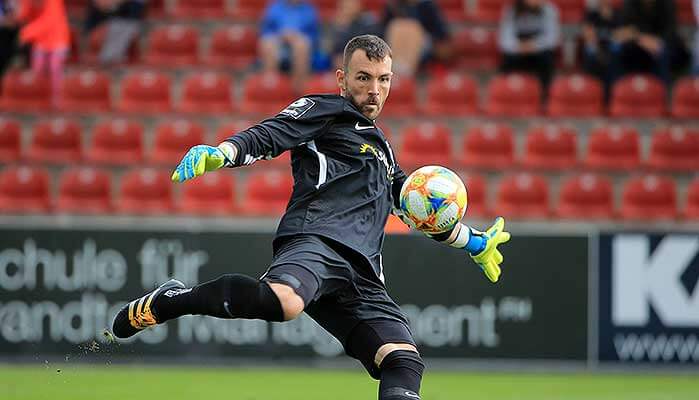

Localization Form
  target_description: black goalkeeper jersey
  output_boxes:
[225,94,407,281]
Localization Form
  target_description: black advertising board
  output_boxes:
[0,228,588,361]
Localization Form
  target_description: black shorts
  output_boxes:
[261,234,416,378]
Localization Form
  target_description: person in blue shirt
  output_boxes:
[258,0,324,93]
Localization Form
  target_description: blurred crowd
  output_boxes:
[0,0,697,104]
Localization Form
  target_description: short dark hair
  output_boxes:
[342,35,392,71]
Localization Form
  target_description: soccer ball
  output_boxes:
[399,166,468,234]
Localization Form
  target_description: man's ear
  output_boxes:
[336,69,346,95]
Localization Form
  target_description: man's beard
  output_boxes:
[343,92,380,119]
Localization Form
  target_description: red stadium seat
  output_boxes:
[436,0,467,21]
[551,0,584,22]
[547,74,604,117]
[179,72,234,114]
[145,25,200,67]
[27,119,82,164]
[215,120,254,144]
[64,0,87,18]
[620,175,677,220]
[150,120,205,165]
[178,173,237,215]
[56,167,112,214]
[557,173,614,219]
[677,0,695,24]
[305,73,339,94]
[241,170,293,216]
[0,117,21,162]
[647,126,699,171]
[610,74,666,117]
[460,123,515,169]
[585,125,640,170]
[117,168,173,215]
[84,25,140,64]
[452,27,498,70]
[207,26,258,69]
[118,71,172,113]
[468,0,507,23]
[148,0,165,17]
[522,124,578,170]
[230,0,268,19]
[381,76,417,117]
[398,123,454,170]
[88,119,144,166]
[486,74,542,116]
[312,0,337,21]
[422,72,478,116]
[239,72,295,115]
[685,178,699,219]
[0,166,51,213]
[360,0,386,15]
[461,172,488,217]
[495,173,550,218]
[0,70,51,111]
[61,70,111,113]
[170,0,226,18]
[671,76,699,118]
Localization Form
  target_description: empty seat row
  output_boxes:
[3,117,697,172]
[1,165,698,221]
[3,69,698,118]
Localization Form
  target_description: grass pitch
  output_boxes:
[1,365,697,400]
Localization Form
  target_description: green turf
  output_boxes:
[1,365,697,400]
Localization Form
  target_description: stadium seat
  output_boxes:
[557,173,614,219]
[305,73,339,94]
[452,27,498,70]
[118,71,172,113]
[422,72,478,116]
[215,120,255,144]
[467,0,507,23]
[64,0,87,18]
[207,26,258,69]
[460,123,515,169]
[178,173,237,215]
[646,126,699,171]
[84,25,140,64]
[609,74,666,117]
[461,172,488,217]
[0,70,51,111]
[495,173,550,218]
[547,74,604,117]
[56,167,112,214]
[522,124,578,170]
[360,0,386,15]
[436,0,467,21]
[179,72,234,114]
[87,119,144,166]
[239,72,295,115]
[551,0,585,22]
[398,123,454,170]
[145,25,200,66]
[381,76,417,117]
[677,0,695,24]
[170,0,226,18]
[486,74,542,116]
[584,125,640,170]
[150,120,205,165]
[60,70,111,113]
[684,178,699,219]
[0,166,51,213]
[0,117,21,162]
[230,0,267,19]
[241,170,293,216]
[620,175,677,220]
[27,119,82,164]
[117,168,173,215]
[148,0,165,17]
[312,0,337,21]
[670,76,699,118]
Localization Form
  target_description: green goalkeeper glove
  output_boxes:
[171,144,234,183]
[469,217,511,283]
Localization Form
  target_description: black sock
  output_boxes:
[379,350,425,400]
[154,274,284,322]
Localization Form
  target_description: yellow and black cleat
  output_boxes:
[111,279,184,339]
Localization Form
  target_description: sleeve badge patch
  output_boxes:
[279,97,316,119]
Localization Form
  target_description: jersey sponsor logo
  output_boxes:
[280,97,316,119]
[355,122,374,130]
[360,143,394,180]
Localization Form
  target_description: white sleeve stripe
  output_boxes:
[306,140,327,189]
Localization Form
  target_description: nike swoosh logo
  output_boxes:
[404,392,420,399]
[355,122,374,130]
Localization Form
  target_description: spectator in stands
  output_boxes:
[615,0,679,84]
[330,0,379,69]
[16,0,69,107]
[84,0,145,64]
[581,0,622,98]
[381,0,452,75]
[258,0,324,94]
[498,0,560,90]
[0,0,19,85]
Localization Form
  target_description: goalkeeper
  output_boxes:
[112,35,509,400]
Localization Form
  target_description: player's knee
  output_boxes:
[268,282,305,321]
[375,343,419,368]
